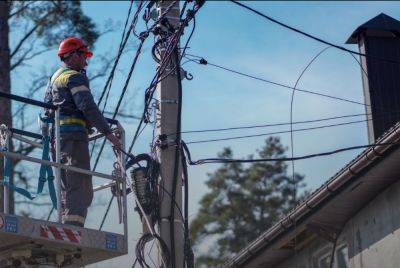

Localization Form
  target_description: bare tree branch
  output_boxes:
[13,74,49,117]
[8,1,36,19]
[11,48,49,70]
[14,145,36,165]
[10,24,39,59]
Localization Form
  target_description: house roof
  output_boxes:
[346,13,400,44]
[224,122,400,267]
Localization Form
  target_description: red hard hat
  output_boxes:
[57,37,93,58]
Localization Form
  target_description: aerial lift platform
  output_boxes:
[0,92,129,267]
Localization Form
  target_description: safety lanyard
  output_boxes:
[0,120,57,209]
[1,146,36,201]
[37,115,57,208]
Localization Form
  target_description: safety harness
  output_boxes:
[0,119,58,209]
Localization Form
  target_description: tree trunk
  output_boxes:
[0,1,14,214]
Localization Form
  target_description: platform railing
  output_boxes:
[0,92,128,243]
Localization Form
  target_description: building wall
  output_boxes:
[276,181,400,268]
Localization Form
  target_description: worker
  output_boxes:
[44,36,121,227]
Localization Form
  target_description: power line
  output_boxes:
[93,34,148,171]
[230,0,400,65]
[185,54,368,107]
[182,140,400,165]
[185,118,369,145]
[90,0,141,159]
[167,112,383,135]
[127,6,188,154]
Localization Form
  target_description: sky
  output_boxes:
[9,1,400,267]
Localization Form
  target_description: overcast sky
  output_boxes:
[10,1,400,267]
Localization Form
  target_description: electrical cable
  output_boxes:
[181,144,194,268]
[97,0,143,107]
[185,54,368,107]
[181,139,400,165]
[230,0,400,65]
[164,111,400,136]
[98,195,114,230]
[179,15,196,63]
[90,0,143,159]
[92,31,148,172]
[185,118,371,145]
[128,8,190,154]
[290,45,331,264]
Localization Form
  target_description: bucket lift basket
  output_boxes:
[0,92,129,267]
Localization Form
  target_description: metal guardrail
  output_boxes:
[0,91,128,248]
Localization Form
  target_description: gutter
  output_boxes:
[224,122,400,267]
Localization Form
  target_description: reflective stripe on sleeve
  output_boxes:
[70,85,90,95]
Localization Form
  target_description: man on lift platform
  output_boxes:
[45,37,121,227]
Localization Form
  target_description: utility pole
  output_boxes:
[155,1,184,267]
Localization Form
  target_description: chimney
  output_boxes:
[347,13,400,143]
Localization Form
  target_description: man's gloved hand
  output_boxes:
[106,133,122,150]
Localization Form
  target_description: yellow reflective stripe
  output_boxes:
[70,85,90,95]
[62,214,85,224]
[55,70,78,86]
[50,68,67,84]
[60,118,87,127]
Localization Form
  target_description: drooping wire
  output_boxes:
[185,54,368,107]
[181,139,400,165]
[181,143,194,268]
[289,45,332,265]
[230,0,400,65]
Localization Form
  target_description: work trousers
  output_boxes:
[54,139,93,227]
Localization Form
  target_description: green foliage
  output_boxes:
[10,1,99,48]
[190,137,306,267]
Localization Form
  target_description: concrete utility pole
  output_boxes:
[155,1,184,267]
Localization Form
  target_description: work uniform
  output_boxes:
[46,66,111,227]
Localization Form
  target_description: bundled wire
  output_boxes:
[134,233,170,268]
[128,3,190,154]
[181,144,194,268]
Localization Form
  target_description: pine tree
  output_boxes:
[190,137,306,267]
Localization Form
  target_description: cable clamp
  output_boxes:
[199,58,207,65]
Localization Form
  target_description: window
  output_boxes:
[318,253,331,268]
[314,243,349,268]
[336,245,349,268]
